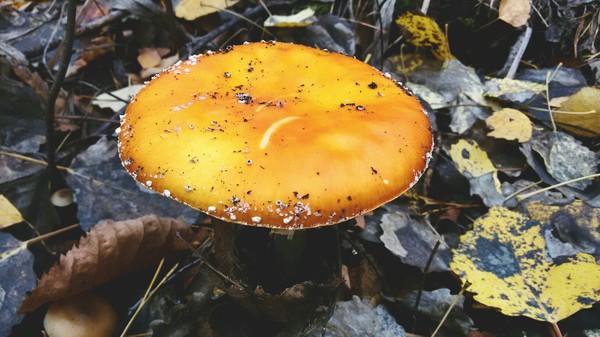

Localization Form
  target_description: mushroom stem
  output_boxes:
[272,229,307,284]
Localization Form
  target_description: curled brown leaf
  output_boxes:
[18,215,194,313]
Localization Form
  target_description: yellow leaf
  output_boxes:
[174,0,239,21]
[0,195,24,229]
[451,207,600,323]
[264,8,317,27]
[449,139,496,177]
[486,108,532,142]
[484,77,545,98]
[499,0,531,27]
[554,87,600,138]
[395,12,453,61]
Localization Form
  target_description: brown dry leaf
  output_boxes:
[18,215,194,313]
[137,48,163,69]
[486,108,532,142]
[140,53,180,79]
[499,0,531,27]
[553,87,600,138]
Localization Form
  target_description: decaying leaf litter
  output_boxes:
[1,0,599,336]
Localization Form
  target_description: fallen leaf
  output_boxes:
[395,289,474,336]
[498,0,531,27]
[137,47,163,69]
[449,139,496,178]
[308,296,407,337]
[380,211,451,272]
[174,0,239,21]
[409,60,490,133]
[554,87,600,138]
[264,8,317,27]
[451,207,600,323]
[529,131,597,190]
[18,214,194,313]
[92,85,144,112]
[486,108,532,142]
[449,139,503,206]
[0,232,36,337]
[0,194,24,228]
[406,82,450,109]
[395,12,453,61]
[140,53,179,79]
[526,200,600,257]
[484,77,545,103]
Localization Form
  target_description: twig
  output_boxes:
[545,63,563,133]
[186,5,266,55]
[120,259,179,337]
[421,0,431,14]
[45,0,76,184]
[75,10,128,37]
[414,240,441,313]
[431,281,470,337]
[26,223,81,246]
[516,173,600,201]
[505,26,532,79]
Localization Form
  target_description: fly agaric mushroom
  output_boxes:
[118,41,432,228]
[117,41,432,320]
[43,291,118,337]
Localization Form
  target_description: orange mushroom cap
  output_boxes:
[118,42,433,229]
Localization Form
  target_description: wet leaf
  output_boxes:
[395,12,452,61]
[18,215,194,313]
[308,296,406,337]
[174,0,239,21]
[0,232,36,337]
[526,200,600,257]
[553,87,600,138]
[395,289,474,336]
[498,0,531,27]
[529,131,597,191]
[409,60,490,133]
[0,194,24,228]
[486,108,532,142]
[451,207,600,323]
[380,211,451,272]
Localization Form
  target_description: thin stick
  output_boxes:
[26,223,80,246]
[45,0,76,183]
[545,63,563,133]
[516,173,600,201]
[120,259,179,337]
[431,281,470,337]
[414,240,441,312]
[421,0,431,14]
[505,26,532,79]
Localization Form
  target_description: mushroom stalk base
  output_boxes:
[210,218,340,323]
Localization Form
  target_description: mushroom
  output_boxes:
[117,41,433,319]
[43,291,118,337]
